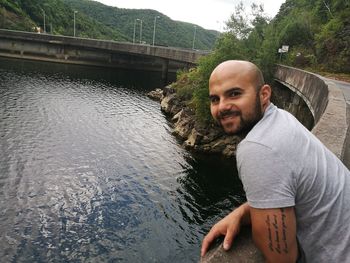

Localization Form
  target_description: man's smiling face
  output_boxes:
[209,61,265,135]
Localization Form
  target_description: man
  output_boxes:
[201,60,350,262]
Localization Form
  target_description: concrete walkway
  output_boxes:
[321,78,350,169]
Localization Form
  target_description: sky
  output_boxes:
[94,0,286,31]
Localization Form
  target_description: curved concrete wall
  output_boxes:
[275,64,348,160]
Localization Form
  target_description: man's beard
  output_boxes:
[217,94,263,136]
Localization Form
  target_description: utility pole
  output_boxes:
[133,19,140,44]
[152,16,160,46]
[43,10,46,33]
[74,11,78,37]
[192,26,197,50]
[139,19,143,44]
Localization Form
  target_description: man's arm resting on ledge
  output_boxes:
[250,206,298,263]
[201,204,298,263]
[201,202,251,256]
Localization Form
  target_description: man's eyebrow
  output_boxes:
[224,87,242,95]
[209,87,243,98]
[225,87,242,93]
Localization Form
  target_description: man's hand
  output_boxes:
[201,203,251,257]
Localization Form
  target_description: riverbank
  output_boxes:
[147,87,242,158]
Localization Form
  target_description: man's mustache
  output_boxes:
[218,110,241,120]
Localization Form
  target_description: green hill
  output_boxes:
[62,0,218,50]
[0,0,218,50]
[270,0,350,73]
[0,0,126,40]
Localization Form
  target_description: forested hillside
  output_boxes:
[272,0,349,73]
[0,0,218,50]
[0,0,126,40]
[63,0,218,50]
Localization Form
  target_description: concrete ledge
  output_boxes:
[200,227,264,263]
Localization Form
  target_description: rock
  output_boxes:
[160,93,184,116]
[173,111,194,139]
[185,128,204,147]
[147,88,163,101]
[163,85,176,96]
[172,109,185,122]
[154,87,242,157]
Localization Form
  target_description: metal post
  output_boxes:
[43,10,46,33]
[152,16,160,46]
[133,19,138,43]
[192,26,197,50]
[139,19,143,44]
[74,11,77,37]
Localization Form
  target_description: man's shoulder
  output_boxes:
[244,104,307,148]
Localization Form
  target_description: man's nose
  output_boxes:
[218,99,231,112]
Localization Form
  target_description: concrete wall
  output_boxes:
[272,80,314,131]
[0,29,208,77]
[0,29,208,63]
[274,64,348,160]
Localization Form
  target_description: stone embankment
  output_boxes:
[147,86,242,157]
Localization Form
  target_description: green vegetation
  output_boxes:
[0,0,126,40]
[0,0,217,49]
[62,0,217,49]
[173,0,350,124]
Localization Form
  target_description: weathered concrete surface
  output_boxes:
[200,227,264,263]
[0,29,208,63]
[312,80,348,161]
[275,65,348,161]
[0,29,209,77]
[272,80,314,130]
[274,65,329,124]
[322,78,350,169]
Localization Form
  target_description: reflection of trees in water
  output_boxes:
[175,153,246,228]
[0,57,175,91]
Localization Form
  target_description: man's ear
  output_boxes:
[260,84,271,105]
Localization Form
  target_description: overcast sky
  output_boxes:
[94,0,286,31]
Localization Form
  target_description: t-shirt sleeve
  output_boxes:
[237,141,296,209]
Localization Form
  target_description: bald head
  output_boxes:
[209,60,265,91]
[208,60,271,135]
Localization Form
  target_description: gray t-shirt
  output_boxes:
[237,103,350,262]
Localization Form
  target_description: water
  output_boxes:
[0,58,245,263]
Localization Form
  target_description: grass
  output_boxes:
[304,67,350,83]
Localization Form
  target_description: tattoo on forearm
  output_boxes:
[265,215,274,252]
[281,208,289,253]
[264,209,289,254]
[273,215,281,253]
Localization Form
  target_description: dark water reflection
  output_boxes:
[0,58,245,262]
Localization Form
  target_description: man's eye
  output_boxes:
[229,90,241,97]
[210,97,219,103]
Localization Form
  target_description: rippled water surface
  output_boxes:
[0,58,245,262]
